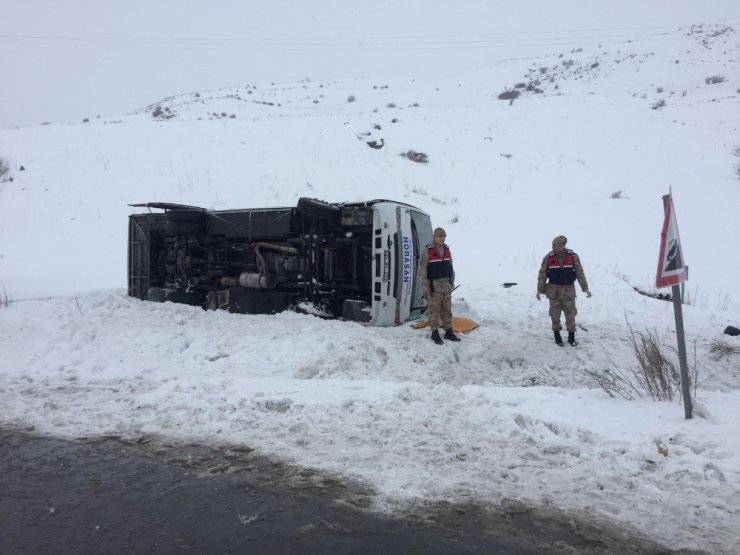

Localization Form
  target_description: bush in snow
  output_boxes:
[709,339,739,360]
[497,90,520,101]
[705,75,725,85]
[400,150,429,164]
[627,325,680,401]
[0,157,11,182]
[347,95,356,103]
[152,106,175,120]
[585,323,690,402]
[0,287,11,309]
[583,366,639,400]
[610,190,623,199]
[651,99,666,110]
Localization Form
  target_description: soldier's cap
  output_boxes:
[552,235,567,246]
[433,227,447,237]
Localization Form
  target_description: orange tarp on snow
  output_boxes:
[410,316,480,333]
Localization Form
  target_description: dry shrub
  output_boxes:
[709,339,739,360]
[584,322,694,402]
[627,324,680,401]
[401,150,428,164]
[497,90,520,101]
[1,287,11,309]
[582,367,640,400]
[0,157,10,181]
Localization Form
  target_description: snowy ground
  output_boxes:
[1,4,740,553]
[2,289,739,552]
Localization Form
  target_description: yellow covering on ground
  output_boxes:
[410,316,480,333]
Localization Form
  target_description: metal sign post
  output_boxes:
[671,282,692,419]
[657,192,692,419]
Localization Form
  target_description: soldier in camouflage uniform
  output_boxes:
[536,235,591,346]
[419,227,460,345]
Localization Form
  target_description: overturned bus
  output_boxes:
[128,198,433,326]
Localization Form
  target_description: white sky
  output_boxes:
[1,2,740,553]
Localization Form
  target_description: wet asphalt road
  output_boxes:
[0,428,679,554]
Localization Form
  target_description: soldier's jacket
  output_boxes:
[419,242,455,293]
[537,250,589,298]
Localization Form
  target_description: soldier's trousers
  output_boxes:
[546,284,577,332]
[428,283,452,331]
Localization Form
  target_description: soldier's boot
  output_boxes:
[444,329,461,342]
[431,330,444,345]
[568,331,577,346]
[554,331,564,346]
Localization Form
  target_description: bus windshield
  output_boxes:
[408,208,433,319]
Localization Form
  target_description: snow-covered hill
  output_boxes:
[2,22,739,305]
[1,14,740,554]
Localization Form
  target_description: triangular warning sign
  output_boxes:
[656,193,688,288]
